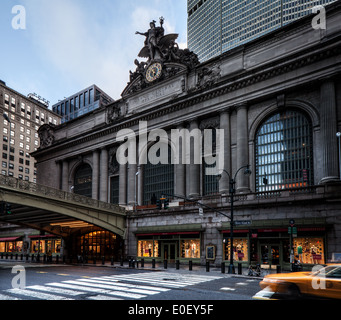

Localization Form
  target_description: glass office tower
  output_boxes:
[188,0,337,62]
[52,85,114,124]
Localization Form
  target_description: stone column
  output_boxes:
[56,160,62,190]
[100,148,109,202]
[236,103,250,193]
[62,160,69,192]
[92,150,100,200]
[189,119,200,198]
[175,123,186,198]
[320,80,339,183]
[127,163,137,206]
[219,109,231,194]
[119,163,127,206]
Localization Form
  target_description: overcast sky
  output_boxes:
[0,0,188,107]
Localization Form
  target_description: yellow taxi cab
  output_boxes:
[253,264,341,300]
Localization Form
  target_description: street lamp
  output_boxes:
[135,171,139,212]
[337,132,341,180]
[216,165,252,274]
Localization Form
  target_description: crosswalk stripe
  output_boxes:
[101,272,222,288]
[90,277,170,292]
[47,282,146,299]
[87,295,123,300]
[63,280,157,296]
[73,279,163,295]
[27,285,86,296]
[6,288,74,300]
[0,293,21,300]
[0,272,224,301]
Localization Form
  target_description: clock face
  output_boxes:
[145,62,162,82]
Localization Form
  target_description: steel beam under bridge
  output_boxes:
[0,176,126,237]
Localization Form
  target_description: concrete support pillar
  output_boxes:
[219,109,231,194]
[100,148,109,202]
[319,80,339,183]
[92,150,100,200]
[236,103,250,193]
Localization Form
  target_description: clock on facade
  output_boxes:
[145,62,163,83]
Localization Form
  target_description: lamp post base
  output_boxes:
[228,264,235,274]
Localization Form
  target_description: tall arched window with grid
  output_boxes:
[255,110,313,192]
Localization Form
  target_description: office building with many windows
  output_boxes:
[0,81,61,183]
[188,0,337,62]
[52,85,114,124]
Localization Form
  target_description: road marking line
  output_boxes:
[0,293,21,300]
[47,282,145,299]
[27,285,86,296]
[63,280,160,295]
[220,287,236,291]
[90,277,170,292]
[6,288,74,300]
[87,295,123,300]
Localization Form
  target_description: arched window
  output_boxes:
[74,164,92,197]
[143,145,174,205]
[255,110,313,192]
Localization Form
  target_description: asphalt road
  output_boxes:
[0,263,261,301]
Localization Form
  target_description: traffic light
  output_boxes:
[156,199,162,210]
[164,199,169,210]
[5,203,12,215]
[0,203,4,215]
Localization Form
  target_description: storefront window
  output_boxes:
[180,239,200,259]
[30,239,61,254]
[224,238,249,262]
[31,240,44,253]
[80,231,119,258]
[293,238,325,264]
[1,241,23,253]
[137,240,159,258]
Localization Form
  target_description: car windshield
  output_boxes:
[311,266,341,278]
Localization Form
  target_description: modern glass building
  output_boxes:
[188,0,337,62]
[52,85,114,124]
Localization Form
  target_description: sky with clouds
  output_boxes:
[0,0,188,107]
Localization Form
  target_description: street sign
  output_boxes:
[234,220,252,226]
[199,208,204,216]
[288,227,297,234]
[289,219,295,227]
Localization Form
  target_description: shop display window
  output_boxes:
[180,239,200,259]
[137,240,159,258]
[0,241,22,253]
[31,240,45,253]
[30,239,61,254]
[224,238,249,262]
[293,238,325,264]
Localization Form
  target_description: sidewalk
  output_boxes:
[0,258,278,278]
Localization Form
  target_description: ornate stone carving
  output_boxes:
[122,17,199,97]
[109,146,119,175]
[38,124,55,149]
[107,104,122,123]
[196,64,221,90]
